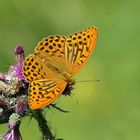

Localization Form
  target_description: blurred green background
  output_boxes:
[0,0,139,140]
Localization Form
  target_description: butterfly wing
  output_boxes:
[23,53,67,109]
[23,54,48,81]
[34,35,71,74]
[65,27,98,74]
[23,27,98,109]
[29,79,66,109]
[23,46,67,82]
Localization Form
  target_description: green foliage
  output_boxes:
[0,0,139,139]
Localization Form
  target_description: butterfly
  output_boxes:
[23,26,98,109]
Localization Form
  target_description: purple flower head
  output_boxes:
[0,73,8,80]
[1,113,22,140]
[8,65,26,82]
[7,45,27,82]
[14,63,26,82]
[16,96,28,116]
[14,46,24,63]
[14,46,24,56]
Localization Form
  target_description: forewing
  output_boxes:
[28,79,67,109]
[23,54,47,81]
[34,35,70,74]
[65,27,98,74]
[23,53,64,81]
[23,36,69,109]
[35,35,66,58]
[23,54,67,109]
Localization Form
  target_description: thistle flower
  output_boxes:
[7,46,26,82]
[0,46,27,139]
[0,45,67,140]
[16,95,28,116]
[0,74,8,80]
[1,113,22,140]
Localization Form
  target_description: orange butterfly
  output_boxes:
[23,27,98,109]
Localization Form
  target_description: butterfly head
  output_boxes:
[62,72,72,82]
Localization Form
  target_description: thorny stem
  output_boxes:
[32,109,54,140]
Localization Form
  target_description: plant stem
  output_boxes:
[32,109,54,140]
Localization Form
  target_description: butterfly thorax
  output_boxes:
[62,72,72,81]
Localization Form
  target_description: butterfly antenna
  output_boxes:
[76,79,100,83]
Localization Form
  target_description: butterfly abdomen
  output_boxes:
[62,79,75,96]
